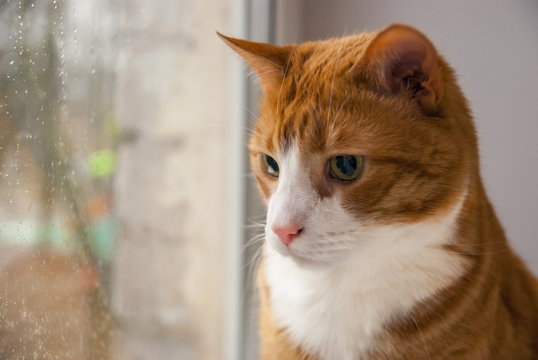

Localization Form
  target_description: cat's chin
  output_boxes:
[289,253,332,269]
[267,242,344,269]
[274,250,322,269]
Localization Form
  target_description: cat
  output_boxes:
[219,24,538,359]
[0,248,111,360]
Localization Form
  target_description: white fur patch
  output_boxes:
[264,144,467,360]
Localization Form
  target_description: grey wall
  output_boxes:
[276,0,538,275]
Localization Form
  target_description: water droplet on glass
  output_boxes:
[9,60,14,65]
[90,68,96,74]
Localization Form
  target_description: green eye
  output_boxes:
[262,154,279,178]
[329,155,364,181]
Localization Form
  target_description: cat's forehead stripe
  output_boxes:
[276,102,333,156]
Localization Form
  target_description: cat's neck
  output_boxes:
[263,190,469,360]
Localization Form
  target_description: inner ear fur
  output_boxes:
[217,32,292,92]
[363,24,444,115]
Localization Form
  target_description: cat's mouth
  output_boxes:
[271,244,351,269]
[267,240,320,267]
[266,229,354,267]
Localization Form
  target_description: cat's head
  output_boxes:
[220,25,476,266]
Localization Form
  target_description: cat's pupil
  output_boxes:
[329,155,363,181]
[264,155,279,177]
[335,155,357,176]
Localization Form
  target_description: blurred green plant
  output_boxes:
[0,0,118,266]
[89,149,117,179]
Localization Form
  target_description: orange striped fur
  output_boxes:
[220,24,538,359]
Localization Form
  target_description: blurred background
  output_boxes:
[0,0,536,359]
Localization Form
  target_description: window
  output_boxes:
[0,0,254,358]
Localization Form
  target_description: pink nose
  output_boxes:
[271,223,304,246]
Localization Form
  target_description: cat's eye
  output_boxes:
[329,155,364,182]
[261,154,279,178]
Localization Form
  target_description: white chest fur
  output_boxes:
[263,199,467,360]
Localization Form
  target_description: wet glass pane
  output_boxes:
[1,0,236,359]
[1,0,116,358]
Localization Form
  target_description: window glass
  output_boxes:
[0,1,237,359]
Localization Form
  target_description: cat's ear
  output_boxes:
[217,32,291,92]
[363,24,444,115]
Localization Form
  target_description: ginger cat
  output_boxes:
[219,24,538,359]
